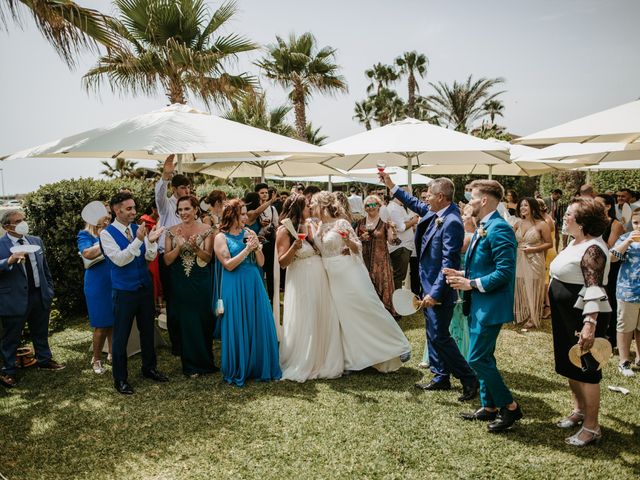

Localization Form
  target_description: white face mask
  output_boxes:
[464,191,473,202]
[14,221,29,236]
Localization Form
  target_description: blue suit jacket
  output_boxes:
[0,234,54,317]
[464,211,516,326]
[393,189,463,305]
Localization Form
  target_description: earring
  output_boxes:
[579,225,583,230]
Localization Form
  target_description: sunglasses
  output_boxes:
[365,203,379,208]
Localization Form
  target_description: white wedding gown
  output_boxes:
[315,219,411,372]
[279,239,344,382]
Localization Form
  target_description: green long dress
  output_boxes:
[168,228,217,375]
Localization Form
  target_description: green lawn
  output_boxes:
[1,314,638,479]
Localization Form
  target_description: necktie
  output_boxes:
[18,239,36,290]
[125,226,133,242]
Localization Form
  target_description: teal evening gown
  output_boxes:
[219,231,281,386]
[168,229,217,376]
[421,250,471,364]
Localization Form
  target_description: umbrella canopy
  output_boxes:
[511,142,640,164]
[576,159,640,171]
[192,160,342,180]
[320,118,511,185]
[1,103,333,162]
[514,100,640,145]
[340,166,433,186]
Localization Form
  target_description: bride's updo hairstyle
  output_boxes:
[220,199,244,231]
[311,191,344,220]
[280,194,307,236]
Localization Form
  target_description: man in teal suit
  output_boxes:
[444,180,523,433]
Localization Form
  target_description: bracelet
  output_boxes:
[583,318,597,326]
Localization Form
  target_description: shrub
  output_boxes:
[590,170,640,193]
[23,178,155,322]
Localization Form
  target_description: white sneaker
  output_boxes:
[92,360,105,375]
[618,361,635,378]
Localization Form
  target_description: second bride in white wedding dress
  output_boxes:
[311,192,411,372]
[276,194,344,382]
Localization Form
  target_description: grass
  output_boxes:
[0,314,639,479]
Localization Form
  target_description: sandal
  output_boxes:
[542,304,551,319]
[556,410,584,429]
[565,426,602,446]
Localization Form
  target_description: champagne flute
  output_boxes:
[297,223,308,241]
[443,268,465,304]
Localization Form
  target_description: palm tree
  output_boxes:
[411,95,439,125]
[371,88,405,126]
[223,91,295,137]
[100,157,138,178]
[395,51,428,118]
[365,62,397,95]
[483,99,505,125]
[428,75,505,132]
[1,0,119,67]
[304,122,328,146]
[353,99,374,130]
[256,32,348,140]
[83,0,257,107]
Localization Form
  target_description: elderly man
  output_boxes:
[155,154,191,355]
[101,192,167,394]
[0,210,64,388]
[381,173,478,402]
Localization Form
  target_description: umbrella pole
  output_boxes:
[261,164,265,183]
[488,164,493,180]
[407,156,413,191]
[328,175,333,192]
[177,153,183,174]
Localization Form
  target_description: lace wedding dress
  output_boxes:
[279,239,344,381]
[315,219,411,372]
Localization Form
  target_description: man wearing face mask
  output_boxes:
[0,210,64,389]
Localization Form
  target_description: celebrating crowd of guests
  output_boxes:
[1,152,639,446]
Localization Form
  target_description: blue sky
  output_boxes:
[1,0,639,194]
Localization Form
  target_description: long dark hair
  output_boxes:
[243,192,261,212]
[518,197,543,221]
[280,194,307,238]
[596,194,616,221]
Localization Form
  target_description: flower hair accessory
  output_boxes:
[435,217,444,228]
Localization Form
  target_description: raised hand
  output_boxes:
[378,171,395,189]
[148,225,165,243]
[136,224,147,241]
[162,154,176,180]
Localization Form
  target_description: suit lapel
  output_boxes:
[466,211,502,269]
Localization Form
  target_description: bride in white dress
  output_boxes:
[310,192,411,372]
[276,194,344,382]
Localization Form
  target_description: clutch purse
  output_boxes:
[215,299,224,316]
[80,253,105,269]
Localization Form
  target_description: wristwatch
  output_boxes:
[469,279,478,290]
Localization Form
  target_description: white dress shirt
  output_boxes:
[155,178,180,252]
[468,209,497,292]
[100,220,158,267]
[8,234,40,287]
[386,201,417,254]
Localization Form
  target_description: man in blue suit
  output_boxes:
[0,210,65,388]
[445,179,523,433]
[381,174,478,401]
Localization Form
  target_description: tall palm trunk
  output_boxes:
[365,120,371,130]
[407,72,416,118]
[292,83,307,140]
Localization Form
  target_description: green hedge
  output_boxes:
[23,178,155,321]
[590,170,640,193]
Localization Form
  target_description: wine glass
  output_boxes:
[297,224,308,241]
[376,161,386,173]
[443,268,465,304]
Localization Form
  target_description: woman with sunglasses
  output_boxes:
[355,195,398,316]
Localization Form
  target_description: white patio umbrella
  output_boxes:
[1,104,335,177]
[514,99,640,145]
[187,158,343,180]
[576,159,640,171]
[414,159,586,177]
[511,141,640,164]
[320,118,511,187]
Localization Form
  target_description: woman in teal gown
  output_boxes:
[213,199,281,387]
[164,196,217,377]
[422,206,474,364]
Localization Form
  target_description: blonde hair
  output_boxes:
[310,191,344,219]
[84,222,100,237]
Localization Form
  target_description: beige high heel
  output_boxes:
[565,426,602,446]
[556,410,584,429]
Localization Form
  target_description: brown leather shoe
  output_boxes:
[37,359,66,371]
[0,373,18,388]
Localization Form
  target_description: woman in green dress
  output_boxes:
[164,195,217,377]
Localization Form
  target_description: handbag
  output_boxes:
[214,261,224,316]
[80,252,105,269]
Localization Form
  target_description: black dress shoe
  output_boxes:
[415,379,452,391]
[487,404,523,432]
[460,408,498,421]
[142,369,169,382]
[114,381,134,395]
[458,380,479,402]
[0,373,18,388]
